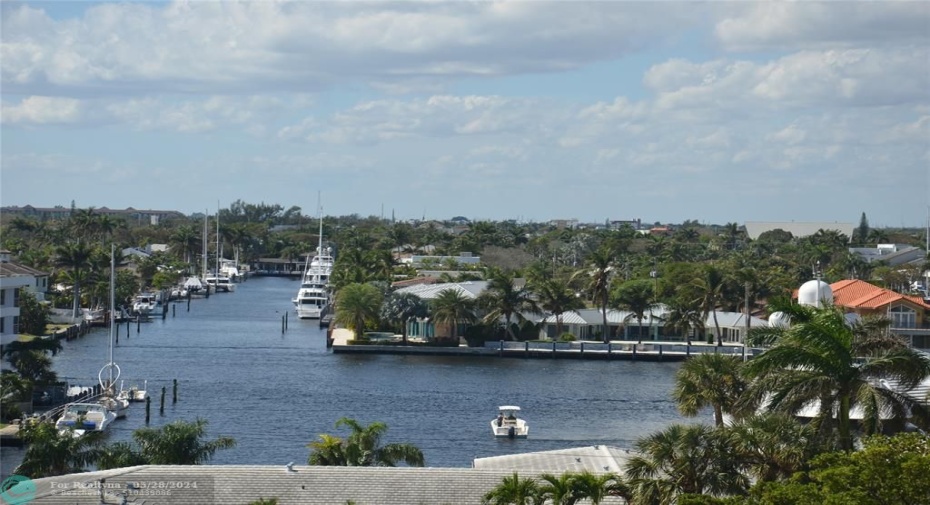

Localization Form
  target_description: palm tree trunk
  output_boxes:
[638,315,644,344]
[72,284,81,319]
[555,314,563,338]
[714,405,724,427]
[713,308,722,346]
[839,394,852,451]
[601,291,609,344]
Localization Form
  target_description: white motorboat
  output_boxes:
[132,292,159,316]
[205,275,236,292]
[118,380,149,403]
[219,258,241,281]
[491,406,529,438]
[55,403,116,435]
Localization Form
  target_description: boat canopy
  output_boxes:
[498,406,521,411]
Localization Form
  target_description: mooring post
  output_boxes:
[115,322,119,345]
[172,379,178,404]
[173,304,176,317]
[285,311,288,330]
[145,396,151,424]
[160,387,166,415]
[137,317,141,334]
[187,294,191,312]
[632,344,637,360]
[281,315,285,334]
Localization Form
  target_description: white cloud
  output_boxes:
[2,96,83,124]
[715,2,930,51]
[1,1,697,96]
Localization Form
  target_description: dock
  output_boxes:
[332,339,754,361]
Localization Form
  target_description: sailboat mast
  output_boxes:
[108,243,115,385]
[216,201,220,277]
[202,210,208,279]
[317,193,323,257]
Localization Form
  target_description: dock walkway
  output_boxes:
[332,338,755,361]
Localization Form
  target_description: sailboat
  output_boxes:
[98,244,130,419]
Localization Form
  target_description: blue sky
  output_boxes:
[2,1,928,226]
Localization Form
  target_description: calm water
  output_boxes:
[2,277,697,475]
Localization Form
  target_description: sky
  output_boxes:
[1,1,929,227]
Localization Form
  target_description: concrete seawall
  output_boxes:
[332,340,755,361]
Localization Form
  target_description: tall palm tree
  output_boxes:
[478,270,540,341]
[16,421,104,478]
[380,292,429,344]
[55,240,94,318]
[535,277,584,338]
[625,424,748,504]
[170,224,201,266]
[743,300,930,451]
[612,279,657,343]
[334,283,383,340]
[430,288,477,341]
[307,417,424,467]
[482,472,539,505]
[673,353,747,427]
[692,264,726,346]
[573,245,615,343]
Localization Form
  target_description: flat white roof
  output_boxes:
[497,405,521,411]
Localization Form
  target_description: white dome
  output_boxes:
[798,280,833,307]
[768,311,791,328]
[844,312,861,327]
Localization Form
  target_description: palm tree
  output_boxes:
[307,417,424,467]
[380,292,429,344]
[662,298,704,345]
[478,270,540,341]
[16,421,104,478]
[55,240,94,318]
[537,472,577,505]
[535,277,584,338]
[673,353,747,427]
[482,472,539,505]
[612,279,657,343]
[170,224,201,266]
[573,245,615,343]
[692,264,726,346]
[625,424,748,504]
[725,413,820,483]
[430,288,477,341]
[130,418,236,464]
[334,283,384,340]
[570,471,624,505]
[743,300,930,451]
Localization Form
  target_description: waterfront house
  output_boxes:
[0,251,50,346]
[827,279,930,350]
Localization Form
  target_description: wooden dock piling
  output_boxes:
[145,396,151,424]
[172,379,178,404]
[160,387,166,415]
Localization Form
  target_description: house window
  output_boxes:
[13,288,19,307]
[888,305,916,329]
[0,289,5,305]
[1,318,4,333]
[12,316,19,334]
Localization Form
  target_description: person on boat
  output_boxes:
[507,412,516,421]
[497,413,504,426]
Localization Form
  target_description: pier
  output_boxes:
[332,339,754,361]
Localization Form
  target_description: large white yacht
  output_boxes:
[293,201,333,319]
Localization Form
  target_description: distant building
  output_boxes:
[400,253,481,268]
[849,244,924,266]
[829,279,930,349]
[744,221,854,240]
[0,251,50,345]
[549,218,579,229]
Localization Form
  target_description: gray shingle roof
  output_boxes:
[24,465,567,505]
[473,445,633,475]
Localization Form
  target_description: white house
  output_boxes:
[0,251,50,345]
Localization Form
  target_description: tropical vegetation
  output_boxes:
[307,417,425,467]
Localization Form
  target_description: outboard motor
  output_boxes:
[508,426,515,439]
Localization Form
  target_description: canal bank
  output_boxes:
[3,276,696,477]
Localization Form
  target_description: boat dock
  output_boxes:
[332,340,754,361]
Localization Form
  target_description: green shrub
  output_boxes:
[558,333,576,342]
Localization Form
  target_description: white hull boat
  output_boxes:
[55,403,116,435]
[492,406,529,438]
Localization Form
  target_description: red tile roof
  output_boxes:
[830,279,930,310]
